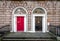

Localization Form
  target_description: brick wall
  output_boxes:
[0,1,60,31]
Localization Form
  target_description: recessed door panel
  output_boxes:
[35,16,42,31]
[17,16,24,32]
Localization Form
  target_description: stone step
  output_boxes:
[3,36,56,39]
[2,32,57,41]
[3,39,56,41]
[0,34,2,37]
[2,36,56,41]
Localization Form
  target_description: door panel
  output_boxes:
[17,16,24,32]
[35,16,42,31]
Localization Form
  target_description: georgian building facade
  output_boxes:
[0,1,60,33]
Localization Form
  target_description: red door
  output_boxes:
[17,16,24,32]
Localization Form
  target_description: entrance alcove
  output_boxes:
[11,7,27,32]
[32,7,47,32]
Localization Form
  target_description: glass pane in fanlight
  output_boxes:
[33,8,45,14]
[14,8,26,14]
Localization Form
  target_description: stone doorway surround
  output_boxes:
[11,7,28,32]
[31,7,47,33]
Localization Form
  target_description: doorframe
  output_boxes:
[32,14,46,32]
[31,7,47,33]
[11,7,28,32]
[13,14,27,32]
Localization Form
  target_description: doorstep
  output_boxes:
[2,32,57,41]
[57,36,60,41]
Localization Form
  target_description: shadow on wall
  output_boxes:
[0,25,10,36]
[49,24,60,36]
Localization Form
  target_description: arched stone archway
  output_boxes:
[11,7,27,32]
[32,7,47,32]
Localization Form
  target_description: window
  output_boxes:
[33,8,45,14]
[14,8,26,14]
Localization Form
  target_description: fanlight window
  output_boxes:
[14,8,26,14]
[33,8,45,14]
